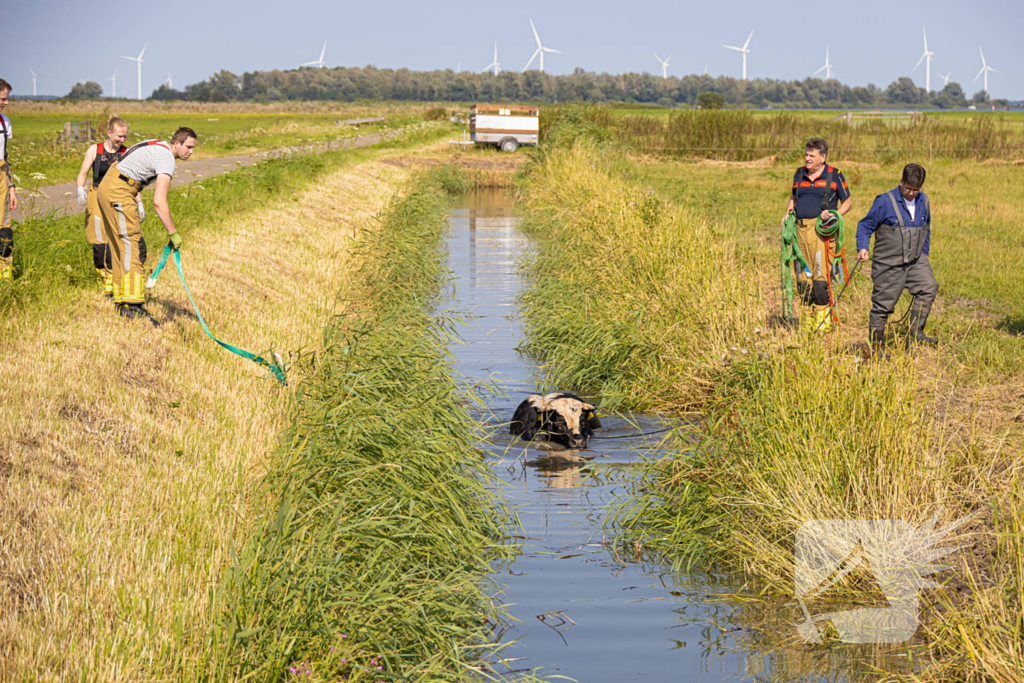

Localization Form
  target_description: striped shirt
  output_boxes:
[117,139,175,186]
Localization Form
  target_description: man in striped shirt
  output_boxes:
[97,126,196,319]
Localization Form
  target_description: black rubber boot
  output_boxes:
[908,313,938,345]
[866,328,890,361]
[118,303,147,320]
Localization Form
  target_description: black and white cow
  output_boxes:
[510,392,601,450]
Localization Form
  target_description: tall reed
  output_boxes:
[514,138,761,411]
[206,167,510,682]
[614,110,1023,162]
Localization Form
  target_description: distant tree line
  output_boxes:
[136,66,1006,108]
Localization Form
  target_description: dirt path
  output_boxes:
[13,132,388,220]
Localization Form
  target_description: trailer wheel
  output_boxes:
[499,138,519,153]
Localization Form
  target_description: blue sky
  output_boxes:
[8,0,1022,99]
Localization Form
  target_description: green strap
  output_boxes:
[147,245,287,385]
[780,213,812,322]
[816,210,846,285]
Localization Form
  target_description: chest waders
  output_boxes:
[874,190,929,266]
[868,190,938,343]
[0,117,12,280]
[87,143,127,293]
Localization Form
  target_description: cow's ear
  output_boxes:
[581,402,596,411]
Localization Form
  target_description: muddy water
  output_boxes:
[444,190,909,682]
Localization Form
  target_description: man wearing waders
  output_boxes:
[856,163,938,346]
[75,117,133,294]
[97,127,196,319]
[781,138,852,332]
[0,79,19,281]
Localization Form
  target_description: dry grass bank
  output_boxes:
[0,154,412,680]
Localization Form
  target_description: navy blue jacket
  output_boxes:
[856,188,931,255]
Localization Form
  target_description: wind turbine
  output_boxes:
[302,42,327,69]
[811,45,833,80]
[107,70,117,98]
[913,26,934,92]
[120,43,147,100]
[165,73,173,89]
[723,29,754,80]
[974,47,995,94]
[654,53,671,79]
[482,42,501,76]
[28,67,37,96]
[523,19,561,73]
[939,71,951,87]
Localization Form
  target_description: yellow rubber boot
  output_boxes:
[815,308,833,333]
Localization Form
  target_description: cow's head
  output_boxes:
[529,393,598,449]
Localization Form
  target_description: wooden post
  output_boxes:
[85,119,93,142]
[62,122,72,148]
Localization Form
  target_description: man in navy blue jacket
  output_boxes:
[856,164,939,345]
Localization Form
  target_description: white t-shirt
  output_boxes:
[905,195,917,222]
[117,139,176,185]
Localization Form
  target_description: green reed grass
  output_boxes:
[206,167,512,682]
[613,110,1024,162]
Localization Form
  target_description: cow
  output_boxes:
[510,392,601,450]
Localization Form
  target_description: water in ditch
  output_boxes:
[444,189,920,682]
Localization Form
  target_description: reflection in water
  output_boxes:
[444,190,920,682]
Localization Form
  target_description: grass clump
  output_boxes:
[515,138,759,410]
[209,167,510,682]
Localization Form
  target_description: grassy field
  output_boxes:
[4,100,436,186]
[0,118,515,681]
[514,113,1023,682]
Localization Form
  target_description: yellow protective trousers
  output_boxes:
[97,164,147,305]
[794,217,830,312]
[0,161,12,280]
[85,186,113,292]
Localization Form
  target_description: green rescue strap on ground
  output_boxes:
[780,212,811,322]
[147,245,288,385]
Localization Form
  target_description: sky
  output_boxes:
[8,0,1022,100]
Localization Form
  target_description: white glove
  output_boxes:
[77,186,88,207]
[137,202,146,222]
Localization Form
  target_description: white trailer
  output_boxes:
[470,104,539,152]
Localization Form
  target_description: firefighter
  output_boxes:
[856,163,939,346]
[0,78,18,280]
[97,127,196,319]
[780,138,853,332]
[75,117,135,294]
